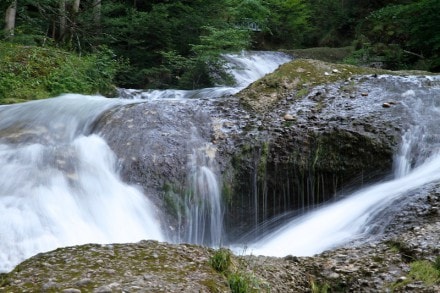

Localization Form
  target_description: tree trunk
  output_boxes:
[93,0,101,24]
[72,0,80,13]
[4,0,17,36]
[59,0,67,41]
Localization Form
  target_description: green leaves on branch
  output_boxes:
[192,26,251,57]
[354,0,440,71]
[156,26,251,90]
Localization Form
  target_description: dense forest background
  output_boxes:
[1,0,439,101]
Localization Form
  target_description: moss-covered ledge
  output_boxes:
[237,58,431,113]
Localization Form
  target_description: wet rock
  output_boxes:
[2,68,440,293]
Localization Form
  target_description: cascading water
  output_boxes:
[0,95,164,273]
[183,140,223,246]
[0,51,291,273]
[247,75,440,257]
[118,51,292,100]
[118,51,291,247]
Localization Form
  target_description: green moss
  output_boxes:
[222,183,233,204]
[0,273,10,287]
[200,278,227,292]
[385,240,416,262]
[238,58,420,112]
[257,142,269,182]
[296,87,309,98]
[285,47,355,63]
[162,182,187,219]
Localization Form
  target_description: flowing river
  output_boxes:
[1,51,439,273]
[248,76,440,256]
[0,51,291,272]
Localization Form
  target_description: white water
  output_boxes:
[0,95,164,273]
[118,51,292,100]
[184,144,223,246]
[248,76,440,257]
[0,52,290,272]
[249,154,440,256]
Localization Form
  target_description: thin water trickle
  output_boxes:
[183,138,223,247]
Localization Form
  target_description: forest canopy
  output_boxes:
[1,0,439,94]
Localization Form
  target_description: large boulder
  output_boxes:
[93,59,423,241]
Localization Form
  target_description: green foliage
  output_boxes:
[228,272,250,293]
[226,0,270,30]
[0,273,10,287]
[0,42,119,103]
[310,278,330,293]
[3,0,437,93]
[261,0,311,47]
[155,25,251,89]
[210,248,232,273]
[392,258,440,289]
[408,260,440,285]
[228,271,264,293]
[352,0,440,71]
[209,248,266,292]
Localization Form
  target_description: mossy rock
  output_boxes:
[237,58,423,112]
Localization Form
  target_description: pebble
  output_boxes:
[94,285,112,293]
[75,278,92,287]
[283,114,296,121]
[62,289,81,293]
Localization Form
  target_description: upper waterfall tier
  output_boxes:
[118,51,292,100]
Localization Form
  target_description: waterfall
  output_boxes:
[0,95,164,273]
[248,75,440,257]
[118,51,292,100]
[183,142,223,246]
[0,51,291,273]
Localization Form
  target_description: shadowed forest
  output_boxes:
[1,0,439,101]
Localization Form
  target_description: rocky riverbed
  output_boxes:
[1,183,438,292]
[2,59,439,292]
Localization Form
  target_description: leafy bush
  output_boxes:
[352,0,440,72]
[0,42,119,103]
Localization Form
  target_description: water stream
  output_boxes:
[247,76,440,256]
[0,51,291,272]
[0,95,164,272]
[1,52,439,273]
[183,140,223,246]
